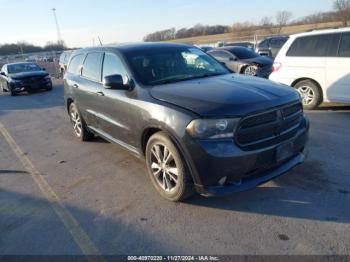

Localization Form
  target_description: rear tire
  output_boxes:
[294,80,322,110]
[69,103,94,141]
[145,132,194,202]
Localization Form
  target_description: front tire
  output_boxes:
[294,80,322,110]
[146,132,194,202]
[69,103,94,141]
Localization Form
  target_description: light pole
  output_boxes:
[52,8,63,44]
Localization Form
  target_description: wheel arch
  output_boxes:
[66,97,74,113]
[141,125,198,184]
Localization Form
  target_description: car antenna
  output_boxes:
[98,36,103,46]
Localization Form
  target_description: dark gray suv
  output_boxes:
[64,43,309,201]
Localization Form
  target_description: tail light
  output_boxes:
[272,62,282,72]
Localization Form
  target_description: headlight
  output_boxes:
[11,79,22,84]
[186,118,240,139]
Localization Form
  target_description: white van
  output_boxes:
[269,27,350,109]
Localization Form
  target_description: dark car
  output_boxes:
[224,42,255,50]
[256,36,289,58]
[208,47,273,78]
[0,62,52,96]
[64,43,309,201]
[199,46,214,53]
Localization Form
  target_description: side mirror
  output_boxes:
[103,74,130,90]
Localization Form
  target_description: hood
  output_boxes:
[150,74,299,117]
[243,55,273,66]
[10,71,49,80]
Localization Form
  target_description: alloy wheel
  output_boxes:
[70,106,82,137]
[150,143,179,193]
[244,65,257,76]
[297,85,315,106]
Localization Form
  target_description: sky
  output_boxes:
[0,0,335,48]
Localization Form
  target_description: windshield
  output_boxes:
[124,47,229,86]
[229,48,259,60]
[8,63,42,74]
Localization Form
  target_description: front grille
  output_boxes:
[22,77,45,85]
[235,102,303,150]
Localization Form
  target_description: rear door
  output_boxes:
[75,52,104,129]
[326,32,350,102]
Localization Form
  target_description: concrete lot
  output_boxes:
[0,80,349,255]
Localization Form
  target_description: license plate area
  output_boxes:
[276,141,295,163]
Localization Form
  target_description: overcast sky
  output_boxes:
[0,0,334,47]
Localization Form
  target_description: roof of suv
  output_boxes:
[291,27,350,38]
[73,42,194,55]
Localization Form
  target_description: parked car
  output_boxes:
[64,43,309,201]
[199,46,214,53]
[0,62,52,96]
[256,36,289,58]
[269,27,350,110]
[224,42,255,50]
[59,50,73,78]
[208,47,273,78]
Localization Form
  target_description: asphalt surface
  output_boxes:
[0,80,349,255]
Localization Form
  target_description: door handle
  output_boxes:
[73,84,79,88]
[96,91,105,96]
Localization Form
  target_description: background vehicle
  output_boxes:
[256,36,289,58]
[0,62,52,95]
[59,50,73,78]
[199,46,214,53]
[64,43,308,201]
[269,27,350,110]
[208,46,273,78]
[224,42,255,50]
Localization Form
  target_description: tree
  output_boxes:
[260,16,273,27]
[276,11,292,33]
[333,0,350,26]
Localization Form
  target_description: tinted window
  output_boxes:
[67,54,84,75]
[270,38,287,48]
[102,53,128,83]
[82,52,103,81]
[229,48,259,59]
[339,33,350,57]
[287,34,334,57]
[258,39,269,49]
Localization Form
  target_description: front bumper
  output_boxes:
[183,116,309,197]
[11,79,52,92]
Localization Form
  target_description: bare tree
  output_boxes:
[333,0,350,26]
[260,16,273,27]
[276,11,292,34]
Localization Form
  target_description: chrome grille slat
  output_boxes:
[236,102,303,150]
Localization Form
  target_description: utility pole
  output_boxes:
[52,8,63,44]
